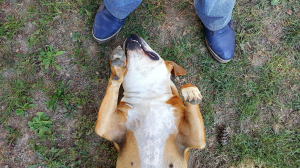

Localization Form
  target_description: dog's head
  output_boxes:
[122,34,186,95]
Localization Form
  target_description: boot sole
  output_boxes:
[205,37,232,63]
[92,22,122,44]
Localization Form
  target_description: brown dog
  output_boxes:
[95,34,206,168]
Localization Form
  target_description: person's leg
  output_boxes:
[93,0,142,43]
[194,0,235,63]
[104,0,143,19]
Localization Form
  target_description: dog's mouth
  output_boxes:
[125,34,159,60]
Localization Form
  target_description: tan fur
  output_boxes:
[162,134,187,168]
[181,83,196,89]
[177,84,206,149]
[165,61,186,76]
[166,86,206,165]
[116,130,141,168]
[95,55,128,143]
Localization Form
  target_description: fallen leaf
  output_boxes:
[286,9,292,15]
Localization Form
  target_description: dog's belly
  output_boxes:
[125,103,176,168]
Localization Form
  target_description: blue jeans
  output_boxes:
[104,0,235,31]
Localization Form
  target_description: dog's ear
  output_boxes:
[165,61,186,76]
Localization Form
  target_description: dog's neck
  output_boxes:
[122,64,173,103]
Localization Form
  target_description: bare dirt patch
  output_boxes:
[158,0,200,46]
[250,50,270,67]
[263,19,283,45]
[1,117,38,167]
[188,97,239,168]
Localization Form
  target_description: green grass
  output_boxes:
[227,128,300,167]
[175,0,192,10]
[0,14,26,39]
[0,79,35,123]
[144,0,166,20]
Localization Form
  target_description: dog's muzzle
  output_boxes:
[125,34,159,60]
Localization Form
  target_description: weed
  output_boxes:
[47,81,71,112]
[5,125,22,146]
[38,45,64,70]
[15,97,35,116]
[73,43,88,70]
[32,18,52,33]
[28,18,52,47]
[35,147,67,168]
[28,143,77,168]
[72,32,81,41]
[28,112,53,138]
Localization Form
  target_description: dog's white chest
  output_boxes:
[126,103,176,168]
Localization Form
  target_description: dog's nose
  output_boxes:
[128,34,140,40]
[125,34,160,60]
[125,34,142,51]
[126,41,141,51]
[126,34,142,45]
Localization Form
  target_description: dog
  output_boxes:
[95,34,206,168]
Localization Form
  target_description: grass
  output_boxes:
[227,128,300,167]
[0,78,35,123]
[0,0,299,167]
[284,20,300,49]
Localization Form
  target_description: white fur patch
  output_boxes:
[126,103,176,168]
[122,38,177,167]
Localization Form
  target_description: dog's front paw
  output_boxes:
[110,46,127,81]
[181,84,202,105]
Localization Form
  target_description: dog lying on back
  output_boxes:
[95,34,206,168]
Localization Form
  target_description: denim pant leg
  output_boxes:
[104,0,142,19]
[194,0,235,31]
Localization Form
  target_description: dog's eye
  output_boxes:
[145,51,159,60]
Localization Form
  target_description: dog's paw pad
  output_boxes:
[111,59,124,67]
[181,87,202,105]
[110,45,126,67]
[112,76,119,80]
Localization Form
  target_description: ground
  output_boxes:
[0,0,299,167]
